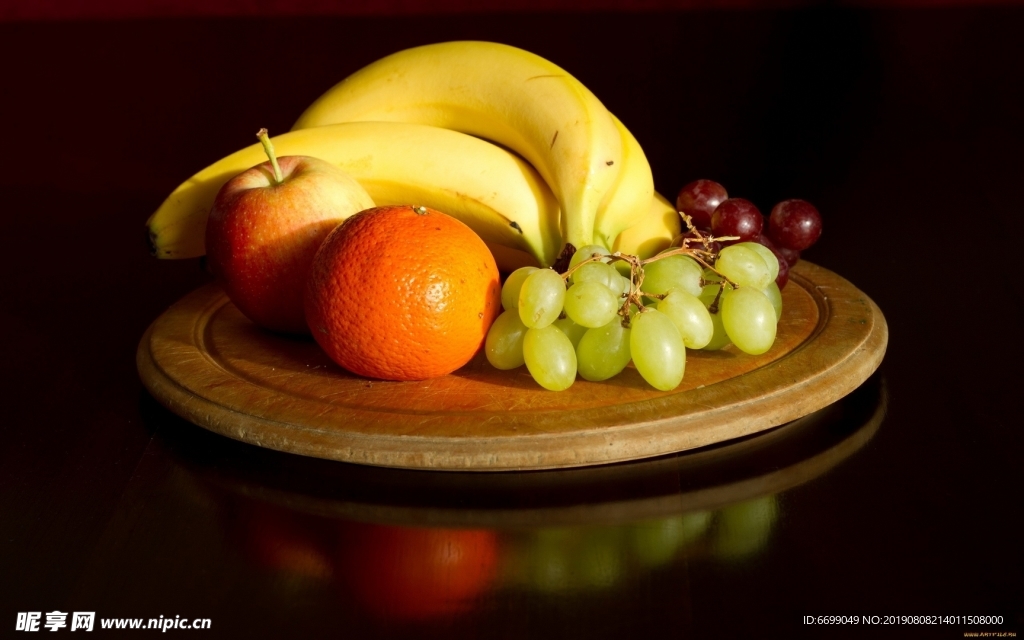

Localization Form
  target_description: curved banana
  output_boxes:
[146,122,563,270]
[497,192,684,273]
[593,114,655,250]
[612,192,682,260]
[292,40,623,253]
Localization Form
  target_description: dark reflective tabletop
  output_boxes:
[1,7,1021,638]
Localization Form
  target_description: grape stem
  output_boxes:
[648,213,739,288]
[557,213,740,327]
[706,284,726,314]
[559,253,607,282]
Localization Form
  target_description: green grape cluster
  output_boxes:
[484,238,784,391]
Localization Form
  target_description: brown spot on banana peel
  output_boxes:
[434,189,540,256]
[550,131,558,149]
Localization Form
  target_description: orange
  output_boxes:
[339,523,499,620]
[304,205,501,381]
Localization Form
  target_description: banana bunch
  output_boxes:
[613,192,682,259]
[147,40,667,272]
[147,122,563,268]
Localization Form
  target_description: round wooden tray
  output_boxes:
[182,374,886,529]
[137,261,887,471]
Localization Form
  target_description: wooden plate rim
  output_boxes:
[202,383,887,529]
[137,261,888,471]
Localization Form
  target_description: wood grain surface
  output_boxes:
[137,261,887,471]
[186,377,886,529]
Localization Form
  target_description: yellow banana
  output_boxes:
[593,114,656,250]
[292,40,623,254]
[612,192,682,260]
[146,122,563,270]
[467,191,684,273]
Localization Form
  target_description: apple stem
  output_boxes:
[256,128,284,184]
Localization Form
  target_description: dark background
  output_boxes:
[1,4,1021,639]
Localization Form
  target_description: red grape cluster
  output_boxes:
[675,179,822,289]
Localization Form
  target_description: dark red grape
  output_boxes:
[676,179,728,231]
[755,233,797,268]
[776,255,790,289]
[768,199,822,251]
[754,232,775,250]
[711,198,762,242]
[776,245,800,266]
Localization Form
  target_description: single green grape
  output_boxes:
[577,318,631,381]
[715,245,771,289]
[485,309,528,369]
[568,244,610,271]
[564,281,619,328]
[501,266,538,311]
[658,289,714,349]
[523,325,577,391]
[737,242,779,284]
[721,286,777,355]
[698,282,732,351]
[553,316,588,350]
[641,254,703,297]
[572,261,619,291]
[630,308,685,391]
[617,273,632,298]
[762,281,782,323]
[519,268,566,328]
[613,258,632,276]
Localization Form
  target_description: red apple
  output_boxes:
[206,129,375,334]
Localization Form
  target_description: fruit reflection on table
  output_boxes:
[155,372,882,629]
[229,494,778,622]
